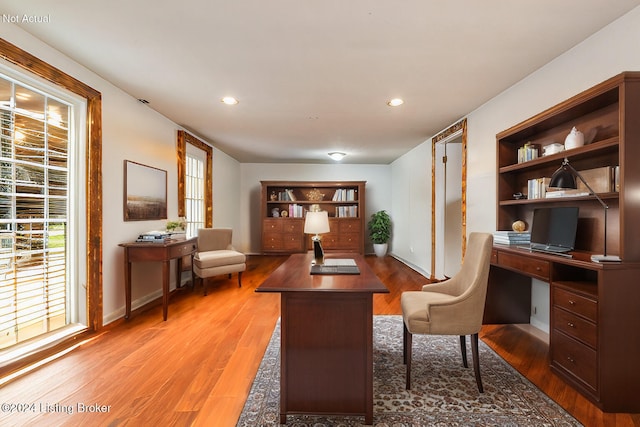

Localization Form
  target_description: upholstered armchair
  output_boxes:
[401,232,493,392]
[193,228,246,295]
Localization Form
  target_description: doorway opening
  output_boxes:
[431,119,467,280]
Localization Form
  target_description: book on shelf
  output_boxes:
[275,189,296,201]
[517,142,540,163]
[332,188,357,202]
[527,177,550,199]
[493,231,530,245]
[286,189,297,201]
[288,204,305,218]
[335,205,358,218]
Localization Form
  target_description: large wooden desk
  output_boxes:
[119,237,197,321]
[488,244,640,412]
[256,253,389,424]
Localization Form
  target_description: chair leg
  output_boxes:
[203,277,208,296]
[471,333,484,393]
[237,271,242,287]
[404,324,412,390]
[460,335,468,368]
[403,322,407,364]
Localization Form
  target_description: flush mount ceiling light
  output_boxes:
[221,96,239,105]
[387,98,404,107]
[328,152,346,161]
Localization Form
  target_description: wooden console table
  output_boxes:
[256,253,388,424]
[119,237,197,321]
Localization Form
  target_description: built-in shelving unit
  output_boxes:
[491,72,640,412]
[260,181,366,254]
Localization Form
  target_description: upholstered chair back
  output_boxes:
[197,228,233,252]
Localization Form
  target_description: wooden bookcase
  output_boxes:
[260,181,366,254]
[490,72,640,412]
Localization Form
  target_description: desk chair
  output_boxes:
[401,232,493,392]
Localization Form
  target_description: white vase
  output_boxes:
[564,126,584,150]
[373,243,388,258]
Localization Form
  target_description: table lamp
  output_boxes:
[304,211,330,265]
[549,158,620,262]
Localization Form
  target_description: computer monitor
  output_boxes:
[529,206,579,254]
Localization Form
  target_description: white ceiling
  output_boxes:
[3,1,639,163]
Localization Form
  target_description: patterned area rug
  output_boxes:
[237,315,582,426]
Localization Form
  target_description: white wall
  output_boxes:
[390,142,432,276]
[0,24,242,325]
[239,163,391,254]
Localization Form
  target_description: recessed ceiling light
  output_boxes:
[328,152,346,161]
[221,96,239,105]
[387,98,404,107]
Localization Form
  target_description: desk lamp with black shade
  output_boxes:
[549,158,621,262]
[304,211,330,265]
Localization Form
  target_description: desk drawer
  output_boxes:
[324,233,359,250]
[263,232,282,251]
[552,330,597,390]
[168,241,196,258]
[553,287,597,322]
[283,220,304,234]
[497,252,549,281]
[281,233,304,251]
[553,307,597,348]
[264,218,283,232]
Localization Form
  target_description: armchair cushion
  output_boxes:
[194,250,246,269]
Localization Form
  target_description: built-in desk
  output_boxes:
[488,244,640,413]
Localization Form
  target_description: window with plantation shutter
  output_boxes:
[185,146,206,238]
[177,130,212,233]
[0,72,79,350]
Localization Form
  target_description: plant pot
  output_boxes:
[373,243,388,258]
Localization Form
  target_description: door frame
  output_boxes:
[431,118,467,280]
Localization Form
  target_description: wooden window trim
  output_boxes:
[0,38,102,375]
[177,130,212,228]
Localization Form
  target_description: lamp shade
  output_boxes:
[304,211,330,234]
[549,165,577,189]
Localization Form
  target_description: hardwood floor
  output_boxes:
[1,255,638,426]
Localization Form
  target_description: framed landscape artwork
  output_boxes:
[124,160,167,221]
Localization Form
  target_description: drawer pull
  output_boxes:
[569,300,576,305]
[566,356,575,363]
[567,322,575,328]
[536,267,541,271]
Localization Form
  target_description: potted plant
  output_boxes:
[368,210,391,257]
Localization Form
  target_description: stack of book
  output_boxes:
[493,231,530,246]
[136,231,171,243]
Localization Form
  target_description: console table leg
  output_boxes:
[124,249,132,320]
[162,260,170,321]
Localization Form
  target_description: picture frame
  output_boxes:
[123,160,167,221]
